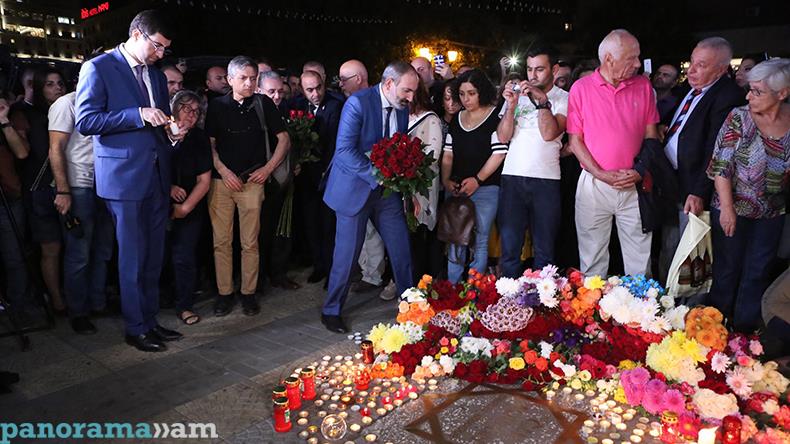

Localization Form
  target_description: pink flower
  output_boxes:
[737,354,754,367]
[728,336,744,354]
[775,405,790,429]
[604,365,617,378]
[754,428,790,444]
[741,416,758,442]
[645,378,668,396]
[642,390,665,414]
[711,352,731,374]
[749,340,764,356]
[726,369,753,398]
[662,389,686,414]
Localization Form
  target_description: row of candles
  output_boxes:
[545,385,741,444]
[271,340,427,441]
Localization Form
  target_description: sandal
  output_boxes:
[177,310,201,325]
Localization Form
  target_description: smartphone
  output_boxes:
[433,54,445,66]
[643,58,652,74]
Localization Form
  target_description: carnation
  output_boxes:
[495,277,521,298]
[664,305,689,330]
[659,295,675,309]
[400,287,426,303]
[749,339,764,356]
[692,388,739,420]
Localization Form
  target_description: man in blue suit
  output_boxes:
[322,61,420,333]
[76,10,185,352]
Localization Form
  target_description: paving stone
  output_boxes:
[174,380,270,438]
[14,355,111,399]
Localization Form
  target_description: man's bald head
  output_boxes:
[410,56,433,85]
[339,59,369,97]
[303,61,326,81]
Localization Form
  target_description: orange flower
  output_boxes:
[417,274,433,290]
[524,350,538,365]
[535,357,549,372]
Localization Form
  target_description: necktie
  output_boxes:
[311,104,319,115]
[134,64,150,106]
[666,89,701,139]
[384,106,393,138]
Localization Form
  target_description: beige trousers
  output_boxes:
[575,170,652,277]
[208,179,265,295]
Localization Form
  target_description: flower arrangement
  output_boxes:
[286,110,321,165]
[366,265,790,441]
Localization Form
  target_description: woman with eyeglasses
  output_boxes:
[707,58,790,333]
[166,90,212,325]
[10,66,67,315]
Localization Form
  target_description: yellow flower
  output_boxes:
[440,347,449,354]
[584,275,605,290]
[614,386,628,404]
[379,327,408,354]
[570,379,583,390]
[435,353,442,360]
[578,370,592,382]
[618,360,637,370]
[450,338,458,347]
[509,357,526,370]
[368,323,388,347]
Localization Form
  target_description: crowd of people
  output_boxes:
[0,10,788,354]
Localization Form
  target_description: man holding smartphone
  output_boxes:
[411,56,453,115]
[496,45,569,277]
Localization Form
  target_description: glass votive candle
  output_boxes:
[616,423,627,431]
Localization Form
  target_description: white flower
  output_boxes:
[647,287,660,299]
[429,362,443,375]
[537,278,558,308]
[607,276,622,286]
[397,322,425,343]
[539,341,553,359]
[632,298,660,326]
[421,356,434,367]
[439,355,456,374]
[460,337,493,357]
[664,305,689,330]
[495,277,521,298]
[539,264,558,278]
[659,295,675,309]
[561,364,576,378]
[598,286,632,323]
[644,316,671,334]
[400,287,426,303]
[711,352,731,374]
[749,340,764,356]
[763,399,780,415]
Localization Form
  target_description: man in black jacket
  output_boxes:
[295,70,343,284]
[658,37,746,284]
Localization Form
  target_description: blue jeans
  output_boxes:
[710,208,784,332]
[0,197,28,307]
[170,210,204,312]
[448,185,499,283]
[498,175,561,277]
[62,187,114,318]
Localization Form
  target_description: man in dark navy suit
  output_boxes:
[76,10,185,352]
[658,37,746,284]
[321,61,419,333]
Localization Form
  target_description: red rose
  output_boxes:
[297,110,305,118]
[454,362,469,378]
[289,110,297,119]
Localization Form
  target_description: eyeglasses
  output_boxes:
[337,74,359,84]
[748,87,768,97]
[177,104,200,116]
[140,30,171,56]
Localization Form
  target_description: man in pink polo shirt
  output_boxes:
[567,29,660,277]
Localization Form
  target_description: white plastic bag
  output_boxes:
[667,212,713,299]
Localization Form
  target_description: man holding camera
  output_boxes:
[206,56,290,317]
[497,45,569,277]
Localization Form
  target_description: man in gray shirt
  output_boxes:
[49,88,114,335]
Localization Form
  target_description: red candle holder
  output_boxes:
[660,411,679,444]
[382,395,392,405]
[273,396,292,433]
[361,407,371,417]
[283,376,302,410]
[272,384,287,401]
[721,415,741,444]
[355,367,371,391]
[300,367,316,400]
[361,340,374,364]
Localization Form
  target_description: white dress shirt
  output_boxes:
[664,77,721,170]
[379,85,398,138]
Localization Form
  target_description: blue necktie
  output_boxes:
[134,64,150,106]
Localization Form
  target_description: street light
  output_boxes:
[447,50,459,62]
[418,47,431,59]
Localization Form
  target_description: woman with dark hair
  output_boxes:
[441,69,508,282]
[440,79,461,140]
[735,53,766,90]
[407,77,444,279]
[10,66,66,314]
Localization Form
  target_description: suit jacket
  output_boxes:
[634,138,680,232]
[305,94,343,169]
[323,84,408,217]
[669,76,746,205]
[75,47,172,201]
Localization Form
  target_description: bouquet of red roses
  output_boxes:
[286,110,320,165]
[369,132,437,230]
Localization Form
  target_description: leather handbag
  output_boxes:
[436,196,476,247]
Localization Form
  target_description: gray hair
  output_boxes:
[170,89,202,118]
[598,29,638,64]
[257,69,283,89]
[696,37,733,66]
[227,55,257,78]
[747,58,790,93]
[381,60,417,85]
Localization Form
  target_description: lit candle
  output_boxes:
[563,387,573,394]
[600,420,611,431]
[545,390,556,400]
[408,392,418,400]
[616,423,627,431]
[584,420,595,428]
[632,429,644,436]
[622,413,634,421]
[349,423,361,433]
[575,394,586,401]
[362,416,373,425]
[629,435,641,443]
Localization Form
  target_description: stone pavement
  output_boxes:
[0,269,396,443]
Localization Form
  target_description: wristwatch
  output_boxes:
[535,101,552,110]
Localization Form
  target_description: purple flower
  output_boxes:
[642,391,665,415]
[645,378,668,396]
[662,389,686,414]
[517,290,540,307]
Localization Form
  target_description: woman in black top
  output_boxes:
[11,67,66,313]
[441,69,508,282]
[168,90,212,325]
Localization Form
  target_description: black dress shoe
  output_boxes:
[321,314,349,333]
[307,270,326,283]
[150,325,183,341]
[71,316,97,335]
[241,293,260,316]
[125,333,166,352]
[213,294,234,316]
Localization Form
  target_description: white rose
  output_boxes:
[659,295,675,309]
